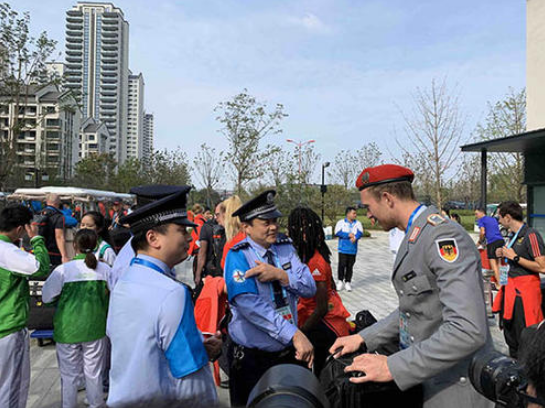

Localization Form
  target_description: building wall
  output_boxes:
[143,112,154,163]
[527,0,545,130]
[127,72,144,160]
[65,2,129,164]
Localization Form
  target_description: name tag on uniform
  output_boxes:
[282,262,291,271]
[276,305,295,324]
[399,312,411,349]
[499,265,509,286]
[401,271,417,282]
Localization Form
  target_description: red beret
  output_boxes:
[356,164,414,191]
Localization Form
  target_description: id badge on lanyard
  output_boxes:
[501,224,524,286]
[250,246,294,324]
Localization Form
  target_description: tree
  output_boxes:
[474,88,526,202]
[143,148,191,186]
[193,143,224,207]
[395,78,465,210]
[332,150,358,189]
[111,157,147,193]
[73,153,117,189]
[215,90,287,195]
[356,142,382,169]
[0,3,59,189]
[452,154,481,207]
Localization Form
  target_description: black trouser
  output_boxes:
[338,253,356,282]
[227,337,299,407]
[503,295,526,359]
[305,320,337,377]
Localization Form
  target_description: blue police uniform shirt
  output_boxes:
[106,254,216,407]
[109,237,134,289]
[224,235,316,352]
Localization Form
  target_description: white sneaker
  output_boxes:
[336,281,344,291]
[345,282,352,292]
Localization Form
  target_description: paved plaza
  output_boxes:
[27,230,506,407]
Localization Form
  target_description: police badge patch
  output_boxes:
[436,239,459,263]
[233,270,246,283]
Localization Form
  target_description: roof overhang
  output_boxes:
[461,127,545,153]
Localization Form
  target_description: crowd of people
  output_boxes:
[0,163,544,408]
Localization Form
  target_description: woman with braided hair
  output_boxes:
[42,229,111,408]
[288,207,350,375]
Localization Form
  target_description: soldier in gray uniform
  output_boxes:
[330,164,493,408]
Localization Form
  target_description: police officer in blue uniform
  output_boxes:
[107,187,218,407]
[224,190,316,406]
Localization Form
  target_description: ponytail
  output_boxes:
[74,228,98,270]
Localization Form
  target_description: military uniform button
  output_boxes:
[411,285,418,291]
[459,377,467,384]
[410,336,415,341]
[399,290,404,295]
[406,312,411,318]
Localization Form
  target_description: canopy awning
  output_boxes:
[461,127,545,153]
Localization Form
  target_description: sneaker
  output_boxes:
[336,281,344,291]
[345,282,352,292]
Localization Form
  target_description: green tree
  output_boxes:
[215,90,287,195]
[474,88,526,203]
[111,157,147,193]
[0,3,60,189]
[143,148,191,185]
[193,143,224,208]
[73,153,117,189]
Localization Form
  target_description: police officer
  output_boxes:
[109,185,189,289]
[224,190,316,406]
[106,187,218,407]
[330,164,493,408]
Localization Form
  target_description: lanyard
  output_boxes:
[505,224,525,263]
[130,257,167,275]
[406,205,424,234]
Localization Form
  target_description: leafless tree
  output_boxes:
[395,78,465,209]
[332,150,358,189]
[193,143,224,206]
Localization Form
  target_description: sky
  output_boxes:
[15,0,526,180]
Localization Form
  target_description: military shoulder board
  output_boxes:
[427,214,446,227]
[231,242,250,251]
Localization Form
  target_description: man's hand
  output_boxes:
[344,354,393,383]
[329,334,365,358]
[502,247,516,261]
[292,330,314,368]
[496,247,505,258]
[25,223,39,239]
[203,331,222,361]
[245,261,289,285]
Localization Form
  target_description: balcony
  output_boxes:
[66,16,83,23]
[66,36,83,43]
[102,65,117,72]
[66,42,83,50]
[100,97,117,104]
[101,31,118,38]
[66,63,82,71]
[66,23,82,30]
[101,76,117,84]
[66,55,82,63]
[66,10,83,17]
[101,71,117,77]
[102,25,118,31]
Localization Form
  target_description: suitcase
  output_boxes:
[27,279,55,331]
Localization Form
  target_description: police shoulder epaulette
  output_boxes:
[427,214,446,227]
[231,241,250,251]
[276,236,293,245]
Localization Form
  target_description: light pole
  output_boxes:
[286,138,315,203]
[321,162,330,224]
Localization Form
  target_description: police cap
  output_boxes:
[120,187,196,234]
[356,164,414,191]
[233,190,282,222]
[129,185,191,206]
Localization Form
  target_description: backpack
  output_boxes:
[320,352,423,408]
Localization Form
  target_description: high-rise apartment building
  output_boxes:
[143,112,154,163]
[64,2,129,163]
[127,71,144,159]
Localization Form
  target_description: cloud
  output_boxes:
[287,13,332,34]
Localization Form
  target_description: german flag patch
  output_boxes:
[436,238,459,263]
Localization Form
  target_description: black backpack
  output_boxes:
[319,352,423,408]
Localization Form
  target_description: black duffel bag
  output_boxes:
[320,352,423,408]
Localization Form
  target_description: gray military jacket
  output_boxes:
[360,206,494,408]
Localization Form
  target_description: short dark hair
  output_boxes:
[498,201,523,222]
[475,207,486,214]
[521,323,545,403]
[366,181,416,202]
[131,224,170,252]
[345,206,357,215]
[0,205,33,232]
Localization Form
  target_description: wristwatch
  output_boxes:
[513,255,520,263]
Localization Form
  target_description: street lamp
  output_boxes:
[286,138,315,203]
[321,162,330,224]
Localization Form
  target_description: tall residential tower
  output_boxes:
[143,112,154,163]
[64,2,129,163]
[127,71,144,159]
